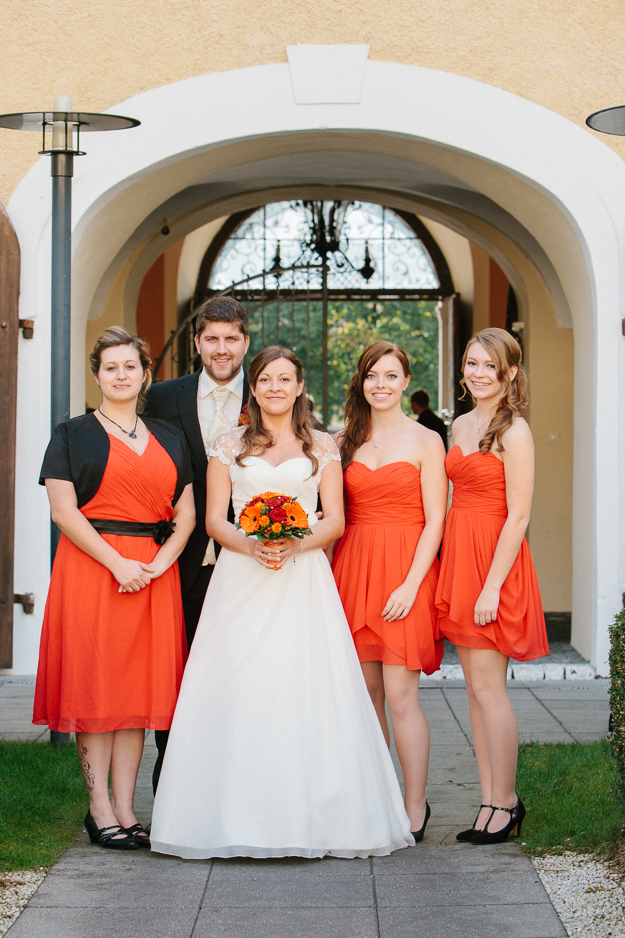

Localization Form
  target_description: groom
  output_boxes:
[144,295,250,788]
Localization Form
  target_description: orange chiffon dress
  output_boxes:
[33,434,187,733]
[435,445,548,660]
[332,461,443,674]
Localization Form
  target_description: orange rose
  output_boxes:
[271,522,283,534]
[259,515,270,527]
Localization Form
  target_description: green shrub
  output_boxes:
[609,607,625,807]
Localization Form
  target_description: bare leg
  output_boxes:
[383,664,430,831]
[109,729,146,830]
[76,732,126,838]
[361,661,390,746]
[459,646,519,833]
[457,646,493,831]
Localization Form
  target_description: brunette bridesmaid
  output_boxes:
[332,342,447,841]
[436,327,548,844]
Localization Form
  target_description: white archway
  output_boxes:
[8,52,625,674]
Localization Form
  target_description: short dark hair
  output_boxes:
[410,389,430,408]
[195,296,249,338]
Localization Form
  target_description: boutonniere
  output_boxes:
[238,404,249,426]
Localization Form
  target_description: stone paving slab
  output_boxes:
[204,865,375,908]
[377,902,567,938]
[6,908,199,938]
[193,907,380,938]
[372,842,528,874]
[374,869,549,907]
[29,844,210,908]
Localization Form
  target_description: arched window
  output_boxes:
[209,201,441,291]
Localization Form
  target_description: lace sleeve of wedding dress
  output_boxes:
[208,426,246,466]
[311,430,341,472]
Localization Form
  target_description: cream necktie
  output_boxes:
[203,387,231,566]
[204,387,231,453]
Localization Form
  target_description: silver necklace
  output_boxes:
[371,425,403,449]
[98,407,139,439]
[475,413,492,435]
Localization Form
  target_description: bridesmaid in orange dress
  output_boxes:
[332,342,447,840]
[436,327,548,844]
[34,328,195,849]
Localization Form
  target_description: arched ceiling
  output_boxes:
[90,144,569,329]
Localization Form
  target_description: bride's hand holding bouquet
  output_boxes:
[237,491,312,569]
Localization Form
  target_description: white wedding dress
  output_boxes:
[150,427,413,859]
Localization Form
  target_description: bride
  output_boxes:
[150,345,413,859]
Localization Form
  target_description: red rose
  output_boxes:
[265,498,282,508]
[269,507,287,523]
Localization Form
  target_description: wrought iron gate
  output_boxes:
[154,258,443,430]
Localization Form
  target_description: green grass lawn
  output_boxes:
[0,740,86,871]
[517,739,625,856]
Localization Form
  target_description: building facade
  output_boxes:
[1,1,624,675]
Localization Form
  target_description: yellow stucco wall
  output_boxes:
[0,0,624,204]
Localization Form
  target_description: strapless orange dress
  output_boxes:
[332,461,443,674]
[33,434,187,734]
[435,445,548,660]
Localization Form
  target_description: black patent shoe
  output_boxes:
[470,799,526,845]
[84,812,138,850]
[456,804,492,842]
[123,823,151,848]
[411,801,431,843]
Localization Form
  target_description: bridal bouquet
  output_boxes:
[236,491,312,550]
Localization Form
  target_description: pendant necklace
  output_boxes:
[98,407,139,439]
[475,413,492,435]
[371,423,403,448]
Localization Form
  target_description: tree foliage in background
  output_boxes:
[247,298,440,426]
[609,608,625,807]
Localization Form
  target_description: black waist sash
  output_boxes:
[87,518,175,545]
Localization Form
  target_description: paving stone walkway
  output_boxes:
[1,676,610,938]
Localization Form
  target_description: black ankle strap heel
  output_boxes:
[470,799,526,845]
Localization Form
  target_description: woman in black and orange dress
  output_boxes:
[34,327,195,849]
[332,342,447,841]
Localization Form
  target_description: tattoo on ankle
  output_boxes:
[77,742,95,792]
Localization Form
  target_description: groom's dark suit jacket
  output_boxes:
[144,369,249,601]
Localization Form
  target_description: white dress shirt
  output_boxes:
[197,367,245,449]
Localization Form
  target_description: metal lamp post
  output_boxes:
[0,96,140,437]
[0,96,140,746]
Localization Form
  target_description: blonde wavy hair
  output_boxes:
[461,327,528,454]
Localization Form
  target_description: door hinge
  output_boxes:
[14,593,35,613]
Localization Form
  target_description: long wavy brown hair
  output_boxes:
[461,327,528,454]
[339,341,411,471]
[235,345,319,475]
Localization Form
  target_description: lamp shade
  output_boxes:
[586,106,625,136]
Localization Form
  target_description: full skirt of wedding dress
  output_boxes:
[150,545,413,859]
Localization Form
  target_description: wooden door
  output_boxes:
[0,204,20,668]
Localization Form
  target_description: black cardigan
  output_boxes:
[39,413,193,508]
